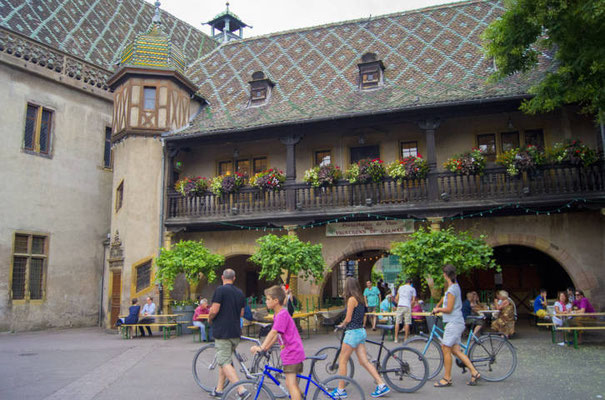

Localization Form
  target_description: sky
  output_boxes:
[145,0,467,38]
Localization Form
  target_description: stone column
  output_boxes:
[418,118,441,201]
[280,135,302,211]
[427,217,443,232]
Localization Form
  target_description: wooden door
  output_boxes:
[110,271,121,327]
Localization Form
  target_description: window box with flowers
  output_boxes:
[345,158,386,184]
[210,172,247,196]
[250,168,286,191]
[443,148,486,175]
[496,145,545,177]
[387,155,429,181]
[546,139,598,168]
[174,176,209,196]
[303,164,342,187]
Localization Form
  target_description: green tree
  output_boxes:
[155,240,224,292]
[483,0,605,122]
[249,234,327,284]
[390,227,499,297]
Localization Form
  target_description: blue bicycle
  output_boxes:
[404,316,517,381]
[221,353,365,400]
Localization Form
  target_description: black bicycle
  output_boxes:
[312,324,429,393]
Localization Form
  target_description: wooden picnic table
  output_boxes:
[366,311,440,317]
[552,312,605,316]
[264,311,317,339]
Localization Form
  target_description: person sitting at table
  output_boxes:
[570,290,596,343]
[377,294,394,325]
[533,288,548,315]
[115,298,140,335]
[491,290,515,338]
[552,291,572,327]
[462,292,473,320]
[193,298,210,341]
[138,296,156,337]
[411,299,426,334]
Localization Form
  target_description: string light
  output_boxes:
[216,198,593,232]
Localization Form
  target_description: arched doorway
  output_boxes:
[458,245,574,315]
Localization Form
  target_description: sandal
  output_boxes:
[434,378,452,388]
[467,372,481,386]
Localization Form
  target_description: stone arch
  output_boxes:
[486,233,597,291]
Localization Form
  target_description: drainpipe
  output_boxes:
[158,139,167,314]
[99,234,110,326]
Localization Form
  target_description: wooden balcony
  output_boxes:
[165,163,605,228]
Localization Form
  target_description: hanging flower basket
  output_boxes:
[303,164,342,187]
[345,158,386,184]
[174,176,208,196]
[387,155,429,181]
[443,148,486,175]
[546,139,598,167]
[210,172,246,196]
[496,145,545,176]
[250,168,286,191]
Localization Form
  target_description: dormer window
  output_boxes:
[248,71,274,107]
[358,53,385,90]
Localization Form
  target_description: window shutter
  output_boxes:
[24,105,38,150]
[12,257,27,300]
[39,109,52,153]
[29,258,44,300]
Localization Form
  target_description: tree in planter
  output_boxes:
[249,234,327,287]
[155,240,225,295]
[390,227,499,299]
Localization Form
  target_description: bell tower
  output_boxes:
[206,2,251,43]
[103,1,202,326]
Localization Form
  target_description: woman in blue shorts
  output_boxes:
[332,277,390,398]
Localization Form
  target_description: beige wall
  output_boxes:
[176,108,599,181]
[103,136,164,326]
[0,63,113,331]
[179,210,604,310]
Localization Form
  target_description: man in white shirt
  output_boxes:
[139,296,156,337]
[394,278,416,343]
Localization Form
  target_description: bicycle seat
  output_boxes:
[376,324,394,331]
[306,354,328,361]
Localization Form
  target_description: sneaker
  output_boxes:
[393,339,398,343]
[329,388,348,399]
[211,388,224,398]
[371,384,391,398]
[557,342,565,346]
[238,389,251,400]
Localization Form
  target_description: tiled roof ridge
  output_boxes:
[192,0,492,61]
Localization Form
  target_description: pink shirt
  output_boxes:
[272,308,305,365]
[193,305,209,321]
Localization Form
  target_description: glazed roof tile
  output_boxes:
[0,0,217,71]
[174,0,551,138]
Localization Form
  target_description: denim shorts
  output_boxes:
[343,328,367,348]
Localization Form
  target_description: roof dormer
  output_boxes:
[358,52,385,90]
[248,71,274,107]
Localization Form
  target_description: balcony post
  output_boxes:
[418,118,440,201]
[280,135,303,211]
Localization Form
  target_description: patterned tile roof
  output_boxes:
[0,0,217,71]
[174,0,551,138]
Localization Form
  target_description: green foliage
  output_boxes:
[390,227,499,291]
[155,240,224,291]
[371,269,384,283]
[483,0,605,121]
[249,234,327,284]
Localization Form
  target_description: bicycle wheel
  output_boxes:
[468,334,517,382]
[313,375,365,400]
[312,346,355,383]
[251,345,287,399]
[192,343,224,392]
[381,346,428,393]
[222,379,275,400]
[403,336,443,380]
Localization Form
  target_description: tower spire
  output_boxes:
[152,1,161,25]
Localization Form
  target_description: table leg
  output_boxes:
[573,330,578,349]
[551,326,555,344]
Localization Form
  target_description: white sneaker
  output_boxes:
[394,339,398,343]
[557,342,565,346]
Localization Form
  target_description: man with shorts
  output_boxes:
[363,280,381,330]
[394,278,416,343]
[208,269,246,398]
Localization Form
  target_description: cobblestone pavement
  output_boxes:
[1,321,604,400]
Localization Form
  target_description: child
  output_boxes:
[332,277,390,398]
[251,285,305,400]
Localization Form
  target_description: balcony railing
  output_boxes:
[166,163,604,222]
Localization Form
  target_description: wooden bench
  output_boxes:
[536,322,556,343]
[556,326,605,349]
[120,323,180,340]
[187,325,215,343]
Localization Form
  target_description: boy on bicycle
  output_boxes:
[251,285,306,400]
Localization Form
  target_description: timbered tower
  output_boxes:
[104,2,201,327]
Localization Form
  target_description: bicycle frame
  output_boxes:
[254,364,336,400]
[420,321,477,354]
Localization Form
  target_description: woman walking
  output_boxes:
[432,264,481,387]
[332,277,390,398]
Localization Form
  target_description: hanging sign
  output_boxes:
[325,220,414,237]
